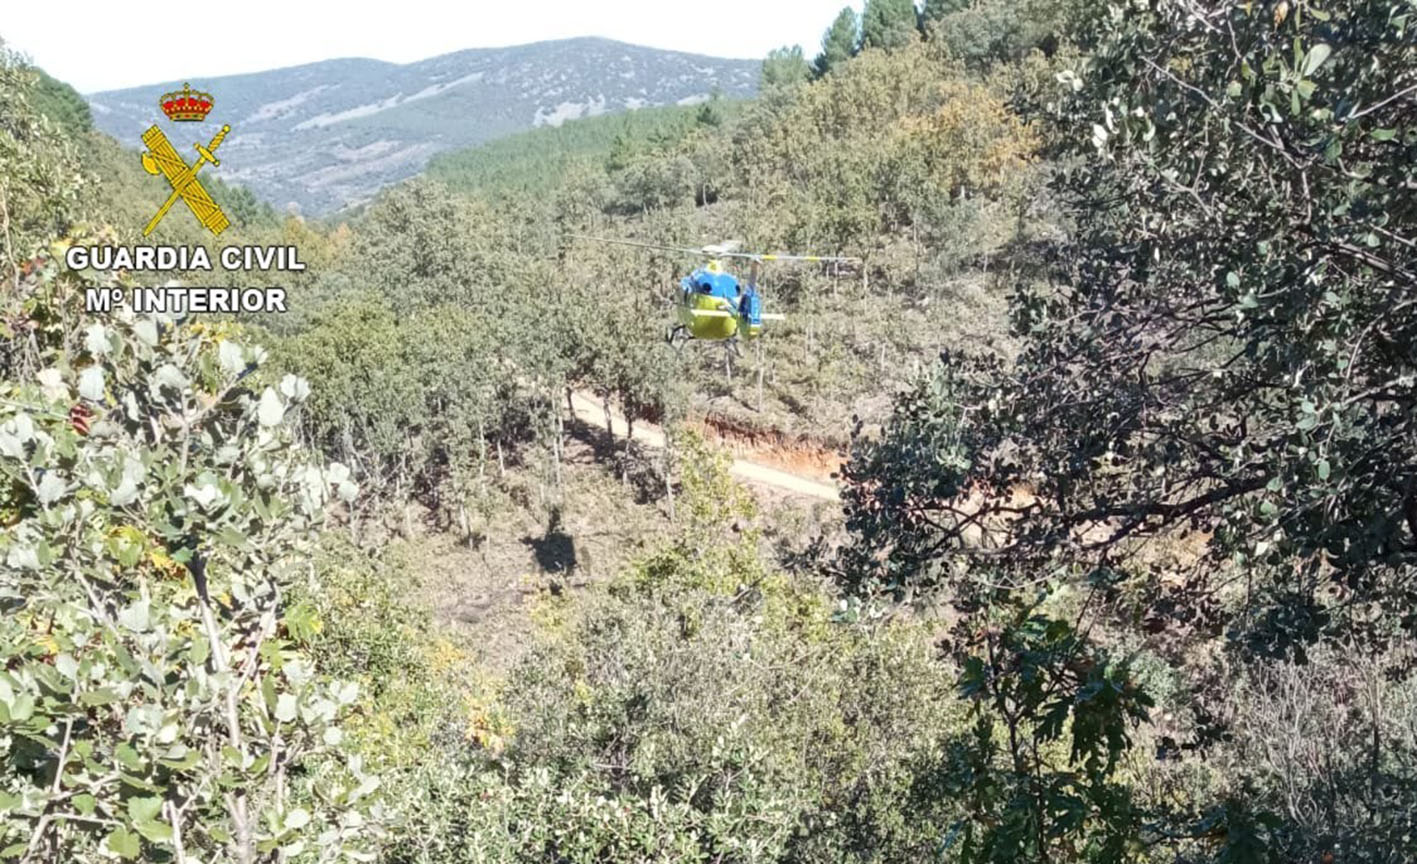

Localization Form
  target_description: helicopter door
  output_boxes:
[741,290,762,325]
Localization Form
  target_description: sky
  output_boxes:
[3,0,860,94]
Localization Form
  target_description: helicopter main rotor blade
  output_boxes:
[753,253,860,264]
[566,235,711,257]
[567,234,860,264]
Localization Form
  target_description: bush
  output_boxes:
[357,435,967,863]
[0,244,377,862]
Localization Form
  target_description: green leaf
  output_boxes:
[135,820,174,843]
[158,746,200,771]
[55,653,79,681]
[104,826,141,859]
[274,693,298,723]
[257,388,285,427]
[36,472,66,506]
[1371,127,1398,141]
[117,600,151,633]
[5,692,34,722]
[1301,43,1332,77]
[119,772,163,793]
[78,687,121,706]
[78,366,106,402]
[284,808,311,831]
[1317,459,1331,480]
[127,796,162,824]
[248,753,272,778]
[115,742,143,770]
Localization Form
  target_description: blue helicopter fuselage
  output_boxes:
[681,267,763,328]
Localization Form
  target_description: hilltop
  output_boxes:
[87,37,759,214]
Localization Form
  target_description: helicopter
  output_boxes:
[570,236,859,349]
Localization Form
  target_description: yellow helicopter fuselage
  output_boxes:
[676,292,743,340]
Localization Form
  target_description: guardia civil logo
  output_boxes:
[139,83,232,236]
[67,79,301,316]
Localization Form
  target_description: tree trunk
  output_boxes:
[623,417,633,486]
[663,426,675,522]
[552,406,563,489]
[756,339,765,413]
[478,419,487,480]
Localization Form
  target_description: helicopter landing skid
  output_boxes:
[666,325,692,349]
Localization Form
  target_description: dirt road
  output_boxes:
[567,392,840,503]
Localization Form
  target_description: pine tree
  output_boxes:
[761,45,811,90]
[861,0,920,50]
[813,7,859,76]
[920,0,969,25]
[695,87,725,127]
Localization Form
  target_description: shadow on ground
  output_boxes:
[521,507,578,574]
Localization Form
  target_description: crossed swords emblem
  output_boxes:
[140,123,232,236]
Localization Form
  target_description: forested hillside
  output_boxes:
[424,99,748,199]
[2,0,1416,861]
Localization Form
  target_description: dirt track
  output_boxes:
[567,392,840,503]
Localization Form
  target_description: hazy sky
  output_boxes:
[4,0,861,94]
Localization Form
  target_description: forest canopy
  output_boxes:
[2,1,1416,862]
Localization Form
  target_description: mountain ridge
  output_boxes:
[87,37,759,215]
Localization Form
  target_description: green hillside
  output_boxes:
[3,2,1417,862]
[426,98,746,198]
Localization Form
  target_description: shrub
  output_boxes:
[0,246,377,863]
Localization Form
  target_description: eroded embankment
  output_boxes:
[567,391,842,502]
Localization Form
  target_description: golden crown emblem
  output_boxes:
[160,83,214,122]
